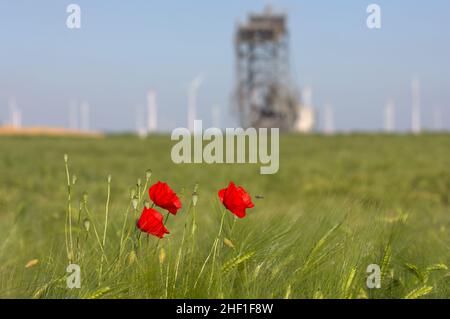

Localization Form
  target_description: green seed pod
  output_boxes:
[132,197,139,210]
[83,218,90,232]
[129,187,136,199]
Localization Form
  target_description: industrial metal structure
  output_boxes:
[234,7,300,131]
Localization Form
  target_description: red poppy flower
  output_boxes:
[149,181,182,215]
[218,181,254,218]
[137,206,169,238]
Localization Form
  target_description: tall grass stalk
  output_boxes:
[118,200,132,260]
[165,238,171,298]
[99,175,112,284]
[194,208,226,291]
[82,200,107,262]
[64,154,74,262]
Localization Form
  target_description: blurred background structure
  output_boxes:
[234,6,302,132]
[0,1,449,135]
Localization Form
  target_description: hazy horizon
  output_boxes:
[1,0,449,133]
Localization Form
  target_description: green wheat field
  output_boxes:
[0,134,449,299]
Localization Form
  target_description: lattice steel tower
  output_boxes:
[234,7,299,131]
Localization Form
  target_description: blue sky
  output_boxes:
[0,0,449,132]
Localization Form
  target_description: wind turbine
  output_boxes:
[411,77,421,134]
[302,86,313,108]
[147,89,157,134]
[384,99,395,133]
[8,97,22,128]
[296,86,315,133]
[187,75,203,132]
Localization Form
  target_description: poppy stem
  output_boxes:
[230,216,237,237]
[164,212,170,224]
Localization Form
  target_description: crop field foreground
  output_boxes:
[0,134,449,299]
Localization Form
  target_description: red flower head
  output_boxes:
[218,181,255,218]
[149,181,182,215]
[137,206,169,238]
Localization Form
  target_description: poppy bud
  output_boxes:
[72,174,77,185]
[223,238,235,249]
[107,174,112,183]
[64,154,68,163]
[132,197,139,210]
[25,259,39,268]
[159,248,166,265]
[192,192,199,207]
[145,169,152,180]
[129,187,136,199]
[137,178,142,187]
[83,218,90,232]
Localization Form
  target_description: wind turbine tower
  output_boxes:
[147,89,157,134]
[8,97,22,128]
[295,86,316,133]
[384,99,395,133]
[303,86,312,108]
[188,75,203,133]
[411,77,421,134]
